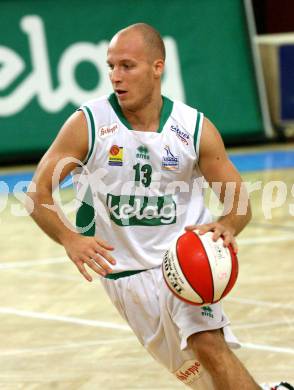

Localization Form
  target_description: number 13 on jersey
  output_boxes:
[133,163,153,187]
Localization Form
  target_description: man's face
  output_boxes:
[107,32,161,111]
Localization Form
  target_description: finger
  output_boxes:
[95,246,116,265]
[222,233,238,253]
[185,225,199,231]
[185,224,210,233]
[91,253,113,274]
[222,231,232,247]
[212,229,223,241]
[75,262,93,282]
[86,257,108,276]
[231,240,238,254]
[95,237,114,250]
[196,224,215,235]
[185,225,209,234]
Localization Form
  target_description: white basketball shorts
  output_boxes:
[101,266,240,389]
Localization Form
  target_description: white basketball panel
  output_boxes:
[197,232,232,301]
[162,239,204,304]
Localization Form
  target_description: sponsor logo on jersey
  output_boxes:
[162,145,179,170]
[106,193,176,226]
[108,145,123,166]
[201,306,214,318]
[175,360,202,385]
[170,124,190,146]
[136,145,150,160]
[98,123,118,138]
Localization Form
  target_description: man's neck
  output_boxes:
[122,94,163,132]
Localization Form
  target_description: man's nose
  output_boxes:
[110,66,122,83]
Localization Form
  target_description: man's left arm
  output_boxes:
[186,117,252,253]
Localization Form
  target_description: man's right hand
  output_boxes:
[62,233,116,281]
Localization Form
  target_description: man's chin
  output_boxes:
[117,95,129,107]
[117,94,146,112]
[118,99,137,112]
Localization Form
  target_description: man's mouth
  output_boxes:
[115,89,127,97]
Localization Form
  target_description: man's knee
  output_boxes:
[188,329,230,369]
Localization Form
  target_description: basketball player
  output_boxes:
[27,24,293,390]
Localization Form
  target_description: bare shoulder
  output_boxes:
[198,117,241,182]
[199,117,227,163]
[46,110,89,161]
[31,110,89,189]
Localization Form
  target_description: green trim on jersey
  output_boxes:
[105,269,147,280]
[158,96,173,133]
[81,106,96,165]
[108,93,131,129]
[108,93,173,133]
[193,111,203,155]
[76,187,96,236]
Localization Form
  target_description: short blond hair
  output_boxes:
[119,23,166,61]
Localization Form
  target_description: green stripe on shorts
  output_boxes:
[105,269,147,280]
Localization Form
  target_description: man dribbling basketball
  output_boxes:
[27,23,293,390]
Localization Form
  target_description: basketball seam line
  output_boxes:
[192,232,214,304]
[220,247,234,301]
[176,236,206,304]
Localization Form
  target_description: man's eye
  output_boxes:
[108,64,114,70]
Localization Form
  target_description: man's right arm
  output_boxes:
[26,111,116,281]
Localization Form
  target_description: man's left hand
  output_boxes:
[185,222,238,254]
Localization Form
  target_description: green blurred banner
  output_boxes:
[0,0,264,157]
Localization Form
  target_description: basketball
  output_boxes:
[162,230,239,306]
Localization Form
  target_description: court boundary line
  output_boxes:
[13,269,82,281]
[0,257,67,269]
[0,307,130,331]
[2,339,293,358]
[0,234,293,270]
[226,296,294,311]
[233,319,294,330]
[1,306,294,356]
[241,342,294,355]
[250,222,294,232]
[0,337,136,356]
[237,235,294,245]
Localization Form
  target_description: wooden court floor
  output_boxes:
[0,144,293,389]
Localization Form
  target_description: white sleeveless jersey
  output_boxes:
[73,94,212,272]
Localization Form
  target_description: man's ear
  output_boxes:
[153,59,165,79]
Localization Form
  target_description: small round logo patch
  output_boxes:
[110,145,120,156]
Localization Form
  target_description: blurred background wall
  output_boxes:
[252,0,294,34]
[252,0,294,138]
[0,0,293,163]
